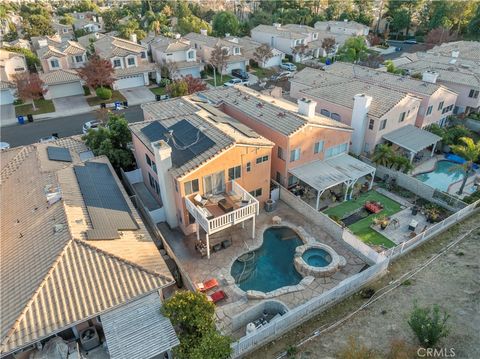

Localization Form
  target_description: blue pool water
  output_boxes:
[230,227,303,292]
[415,160,465,191]
[302,248,332,267]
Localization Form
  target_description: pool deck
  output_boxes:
[158,200,367,337]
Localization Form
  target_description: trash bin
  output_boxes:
[100,102,106,108]
[114,101,121,110]
[123,101,128,108]
[17,115,25,125]
[156,94,161,101]
[264,199,276,212]
[27,114,33,122]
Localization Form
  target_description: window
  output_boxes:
[380,119,387,130]
[151,161,157,173]
[276,171,283,184]
[249,188,262,197]
[50,59,59,68]
[141,51,146,58]
[468,89,479,99]
[438,101,444,111]
[228,165,241,180]
[234,47,240,55]
[320,109,330,117]
[145,154,152,166]
[277,146,284,160]
[426,105,433,115]
[246,162,251,172]
[314,140,324,154]
[288,175,298,186]
[184,179,199,195]
[399,112,406,123]
[127,57,135,66]
[188,212,196,224]
[75,55,83,63]
[325,143,347,159]
[330,113,341,121]
[14,67,25,72]
[368,119,374,130]
[290,148,300,162]
[148,173,159,195]
[204,171,225,194]
[187,50,194,59]
[313,33,318,40]
[256,155,269,164]
[113,59,121,68]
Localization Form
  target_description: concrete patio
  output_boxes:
[158,200,367,337]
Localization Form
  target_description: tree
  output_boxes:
[161,291,232,359]
[372,144,395,167]
[14,73,46,111]
[83,114,134,170]
[291,43,309,62]
[468,5,480,37]
[425,27,458,45]
[23,14,54,38]
[253,44,273,68]
[336,36,368,62]
[209,45,229,84]
[408,303,449,347]
[321,37,336,56]
[385,60,404,74]
[5,46,40,72]
[212,11,240,37]
[78,54,115,89]
[451,137,480,194]
[118,19,146,41]
[144,10,167,35]
[177,15,211,35]
[167,80,188,97]
[184,75,207,94]
[166,76,207,97]
[390,8,411,38]
[60,14,75,25]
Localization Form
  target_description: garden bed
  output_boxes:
[86,91,126,106]
[15,99,55,116]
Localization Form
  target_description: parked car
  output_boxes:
[39,135,58,143]
[403,39,417,44]
[223,78,249,87]
[82,120,103,134]
[280,62,297,71]
[231,69,249,80]
[0,142,10,150]
[271,71,294,81]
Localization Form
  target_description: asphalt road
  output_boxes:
[383,40,417,59]
[0,105,144,148]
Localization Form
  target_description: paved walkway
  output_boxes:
[120,87,155,106]
[0,104,15,127]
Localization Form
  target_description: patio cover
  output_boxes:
[102,293,179,359]
[383,125,441,154]
[289,154,376,209]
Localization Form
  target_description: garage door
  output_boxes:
[115,75,145,90]
[0,89,14,105]
[48,81,84,98]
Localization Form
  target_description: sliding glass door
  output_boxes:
[203,171,225,195]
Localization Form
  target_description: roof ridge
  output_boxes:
[0,145,35,185]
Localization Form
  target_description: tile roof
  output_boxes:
[78,34,146,58]
[0,138,173,355]
[40,69,81,85]
[141,97,199,121]
[184,32,236,48]
[225,36,284,58]
[37,40,86,59]
[150,36,192,53]
[315,20,369,31]
[251,24,306,39]
[114,62,157,78]
[199,86,352,136]
[428,41,480,61]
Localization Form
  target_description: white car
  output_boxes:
[271,71,294,81]
[0,142,10,150]
[280,62,297,71]
[39,135,58,143]
[82,120,102,134]
[223,78,249,87]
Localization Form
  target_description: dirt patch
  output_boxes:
[247,214,480,359]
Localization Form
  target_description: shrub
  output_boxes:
[337,337,380,359]
[83,85,91,96]
[13,99,24,106]
[95,87,112,100]
[408,303,449,347]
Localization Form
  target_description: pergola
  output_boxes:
[383,125,441,163]
[289,154,376,210]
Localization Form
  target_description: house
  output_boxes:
[78,33,160,89]
[40,69,85,99]
[129,97,274,256]
[298,62,458,128]
[292,68,423,155]
[314,20,370,36]
[3,38,31,50]
[73,18,103,34]
[199,86,358,192]
[0,137,178,358]
[225,36,285,68]
[0,49,27,105]
[31,34,63,51]
[52,21,74,39]
[150,35,204,78]
[184,31,249,75]
[37,40,87,73]
[428,40,480,61]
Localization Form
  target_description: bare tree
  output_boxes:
[291,44,309,62]
[14,72,46,111]
[253,43,273,68]
[158,58,179,79]
[321,37,336,56]
[209,45,230,85]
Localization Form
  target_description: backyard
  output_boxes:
[324,191,401,248]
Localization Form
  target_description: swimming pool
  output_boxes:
[415,160,465,191]
[302,248,332,267]
[230,226,303,293]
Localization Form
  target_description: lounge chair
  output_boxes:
[208,290,228,304]
[196,278,218,292]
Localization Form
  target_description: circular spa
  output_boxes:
[294,244,345,277]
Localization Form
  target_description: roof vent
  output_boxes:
[422,70,439,84]
[256,102,264,108]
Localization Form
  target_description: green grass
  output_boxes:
[252,67,275,80]
[206,73,233,87]
[150,87,167,96]
[15,99,55,116]
[324,191,400,248]
[86,90,126,106]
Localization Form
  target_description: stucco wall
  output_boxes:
[417,87,457,128]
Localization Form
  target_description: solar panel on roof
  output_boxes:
[47,146,72,162]
[74,162,138,240]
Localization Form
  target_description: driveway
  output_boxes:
[120,87,155,106]
[52,95,90,116]
[0,104,16,127]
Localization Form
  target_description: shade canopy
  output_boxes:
[383,125,441,154]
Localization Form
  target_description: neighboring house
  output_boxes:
[199,86,355,189]
[37,40,87,73]
[397,51,480,115]
[129,98,273,256]
[3,38,31,50]
[52,21,75,39]
[73,18,103,34]
[302,62,458,128]
[428,41,480,61]
[314,20,370,36]
[31,34,63,51]
[0,49,27,105]
[40,69,84,99]
[78,33,159,89]
[225,36,285,68]
[184,31,249,75]
[0,80,16,105]
[150,35,204,78]
[0,138,178,358]
[0,12,22,41]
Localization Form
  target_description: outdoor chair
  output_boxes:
[194,194,208,207]
[196,278,219,292]
[208,290,228,304]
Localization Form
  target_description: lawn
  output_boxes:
[15,99,55,116]
[206,73,233,87]
[324,191,400,248]
[86,90,126,106]
[150,87,167,96]
[252,67,275,80]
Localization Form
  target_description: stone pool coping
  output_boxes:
[294,243,346,278]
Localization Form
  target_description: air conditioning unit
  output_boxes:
[79,327,100,351]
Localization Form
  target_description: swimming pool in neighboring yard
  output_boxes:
[415,160,465,192]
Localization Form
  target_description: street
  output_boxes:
[0,105,144,148]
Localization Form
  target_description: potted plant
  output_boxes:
[425,207,440,223]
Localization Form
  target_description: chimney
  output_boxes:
[200,28,208,36]
[350,94,372,156]
[451,50,459,58]
[422,70,439,84]
[273,23,281,28]
[151,140,178,228]
[129,33,138,43]
[297,98,317,118]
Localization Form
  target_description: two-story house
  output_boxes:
[0,49,27,105]
[184,31,249,75]
[224,36,285,68]
[314,20,370,36]
[150,35,204,78]
[78,33,159,89]
[52,21,75,40]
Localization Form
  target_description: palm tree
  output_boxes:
[450,137,480,195]
[372,144,395,167]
